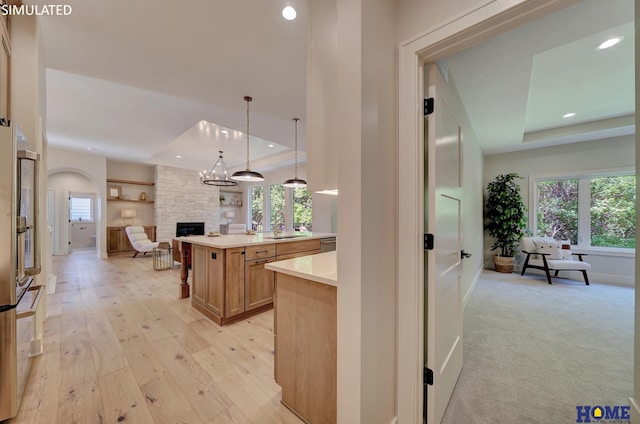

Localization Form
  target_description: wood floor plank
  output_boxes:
[150,335,233,420]
[57,358,105,424]
[98,368,155,424]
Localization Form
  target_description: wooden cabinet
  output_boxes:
[274,272,337,424]
[276,239,321,260]
[191,245,247,325]
[225,247,245,317]
[188,238,326,325]
[106,226,156,256]
[191,244,207,306]
[245,257,275,311]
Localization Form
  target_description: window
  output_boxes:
[248,184,312,233]
[534,173,635,249]
[70,194,95,222]
[270,184,286,232]
[251,186,264,232]
[293,188,312,231]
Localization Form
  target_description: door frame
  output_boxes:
[397,0,580,421]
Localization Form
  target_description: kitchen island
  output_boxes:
[266,251,337,424]
[174,232,335,326]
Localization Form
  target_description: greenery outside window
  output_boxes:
[293,188,312,231]
[534,173,635,249]
[270,184,286,232]
[251,186,264,232]
[248,184,312,233]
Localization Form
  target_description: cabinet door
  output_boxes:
[191,245,207,307]
[245,257,275,311]
[120,230,133,252]
[225,247,245,317]
[106,228,122,253]
[205,248,225,316]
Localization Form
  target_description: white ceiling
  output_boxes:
[31,0,634,169]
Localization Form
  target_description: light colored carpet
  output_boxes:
[441,271,634,424]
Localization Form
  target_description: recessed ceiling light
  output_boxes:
[597,36,624,50]
[87,147,98,151]
[282,6,297,21]
[562,113,576,118]
[176,155,182,158]
[221,130,228,135]
[268,144,274,148]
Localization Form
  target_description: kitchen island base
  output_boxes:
[274,272,336,424]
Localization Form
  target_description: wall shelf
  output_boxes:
[107,178,155,186]
[107,199,155,204]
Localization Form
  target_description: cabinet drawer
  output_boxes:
[276,249,321,261]
[276,239,321,256]
[245,244,276,260]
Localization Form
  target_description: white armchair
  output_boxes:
[125,226,159,258]
[520,237,590,285]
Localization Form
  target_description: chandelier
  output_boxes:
[200,150,239,187]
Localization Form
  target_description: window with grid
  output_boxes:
[534,173,635,249]
[70,196,94,222]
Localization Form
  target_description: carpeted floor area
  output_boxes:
[441,271,634,424]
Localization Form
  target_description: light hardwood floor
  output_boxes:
[10,250,303,424]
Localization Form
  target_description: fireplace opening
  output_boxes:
[176,222,205,237]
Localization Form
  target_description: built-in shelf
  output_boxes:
[107,199,155,204]
[107,178,155,186]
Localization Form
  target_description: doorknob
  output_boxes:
[461,250,471,259]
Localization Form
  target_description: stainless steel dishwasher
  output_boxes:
[320,237,336,252]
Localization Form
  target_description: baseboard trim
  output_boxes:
[463,265,484,308]
[630,397,639,423]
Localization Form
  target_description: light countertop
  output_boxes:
[175,232,336,249]
[265,251,337,287]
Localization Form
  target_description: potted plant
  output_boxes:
[485,173,528,273]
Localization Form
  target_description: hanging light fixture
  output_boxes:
[283,117,306,188]
[231,96,265,182]
[200,150,239,187]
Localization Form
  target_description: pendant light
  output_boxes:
[283,117,306,188]
[200,150,239,187]
[231,96,264,182]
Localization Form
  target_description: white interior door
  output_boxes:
[425,64,464,424]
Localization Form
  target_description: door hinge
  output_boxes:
[424,366,433,385]
[424,98,434,116]
[424,233,434,250]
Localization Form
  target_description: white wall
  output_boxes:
[48,172,98,253]
[47,147,107,258]
[308,0,397,422]
[484,135,635,286]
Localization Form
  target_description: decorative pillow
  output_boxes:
[559,241,573,260]
[533,240,562,260]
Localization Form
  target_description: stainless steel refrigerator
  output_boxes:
[0,123,44,421]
